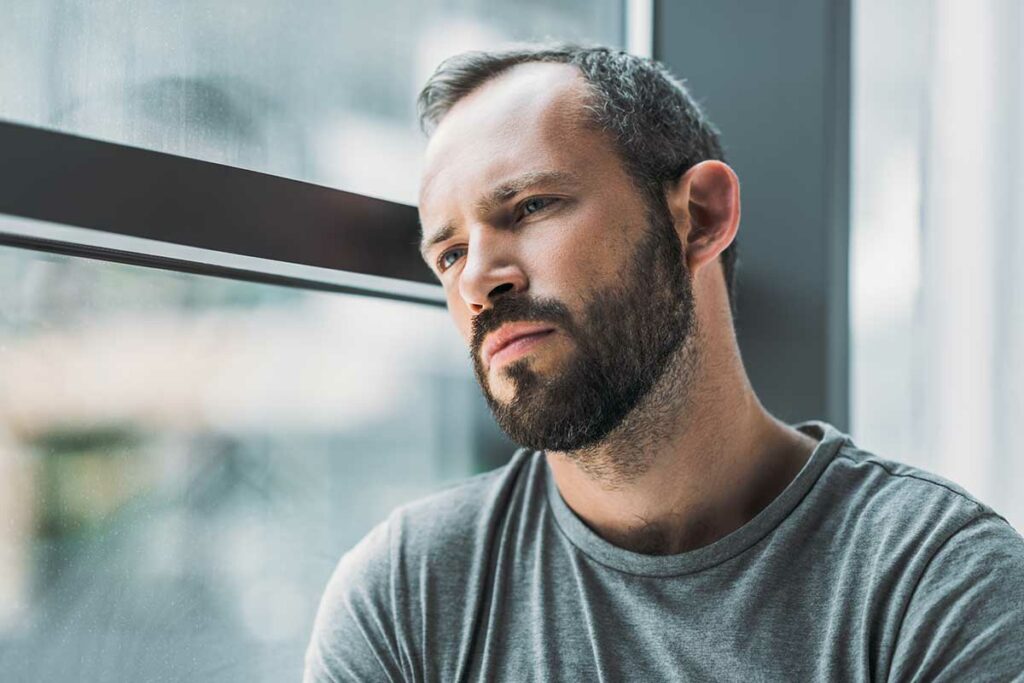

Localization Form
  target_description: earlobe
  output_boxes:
[669,160,740,275]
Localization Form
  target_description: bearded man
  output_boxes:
[305,45,1024,681]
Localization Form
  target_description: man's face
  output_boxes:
[418,63,696,451]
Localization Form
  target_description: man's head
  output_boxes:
[416,44,740,453]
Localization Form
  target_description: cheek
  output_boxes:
[531,211,627,295]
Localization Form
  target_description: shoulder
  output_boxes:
[881,474,1024,678]
[791,423,1016,569]
[793,425,1024,591]
[820,440,1005,538]
[389,447,537,555]
[831,442,988,505]
[804,433,1024,676]
[828,439,1024,575]
[304,517,401,682]
[317,445,536,601]
[304,448,538,681]
[817,439,1024,575]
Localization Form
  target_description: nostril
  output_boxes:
[489,282,514,299]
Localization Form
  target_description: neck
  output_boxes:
[545,323,818,556]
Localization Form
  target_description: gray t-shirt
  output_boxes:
[304,421,1024,681]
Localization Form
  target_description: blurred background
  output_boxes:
[0,0,1020,680]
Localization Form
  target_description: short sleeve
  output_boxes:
[303,519,406,683]
[888,513,1024,682]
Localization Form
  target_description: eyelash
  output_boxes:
[435,197,559,273]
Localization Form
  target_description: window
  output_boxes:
[851,0,1023,529]
[0,233,497,680]
[1,0,624,203]
[0,1,631,678]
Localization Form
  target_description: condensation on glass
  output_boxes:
[0,0,624,204]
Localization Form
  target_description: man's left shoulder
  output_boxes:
[824,441,1016,539]
[815,442,1024,677]
[805,439,1024,591]
[825,445,1024,679]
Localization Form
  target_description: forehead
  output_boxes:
[418,62,609,212]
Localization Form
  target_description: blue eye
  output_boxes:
[434,198,558,274]
[521,197,554,217]
[437,247,466,273]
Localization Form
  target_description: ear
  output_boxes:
[664,160,740,276]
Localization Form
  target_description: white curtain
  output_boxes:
[852,0,1023,530]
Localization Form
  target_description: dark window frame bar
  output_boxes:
[0,120,445,306]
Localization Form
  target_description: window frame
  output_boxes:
[0,4,650,304]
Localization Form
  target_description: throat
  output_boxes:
[598,511,721,556]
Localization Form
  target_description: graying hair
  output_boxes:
[417,43,738,312]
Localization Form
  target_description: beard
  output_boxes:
[470,201,698,453]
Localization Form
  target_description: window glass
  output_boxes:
[0,239,510,680]
[0,3,627,676]
[0,1,625,203]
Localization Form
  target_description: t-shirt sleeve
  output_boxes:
[303,518,407,683]
[888,512,1024,682]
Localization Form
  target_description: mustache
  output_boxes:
[470,294,575,356]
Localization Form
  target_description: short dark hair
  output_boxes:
[417,43,738,312]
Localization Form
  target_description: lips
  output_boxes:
[482,323,556,366]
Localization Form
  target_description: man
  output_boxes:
[305,45,1024,681]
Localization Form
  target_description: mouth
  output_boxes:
[483,323,557,368]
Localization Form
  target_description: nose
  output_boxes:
[457,234,527,315]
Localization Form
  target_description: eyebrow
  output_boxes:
[419,169,580,259]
